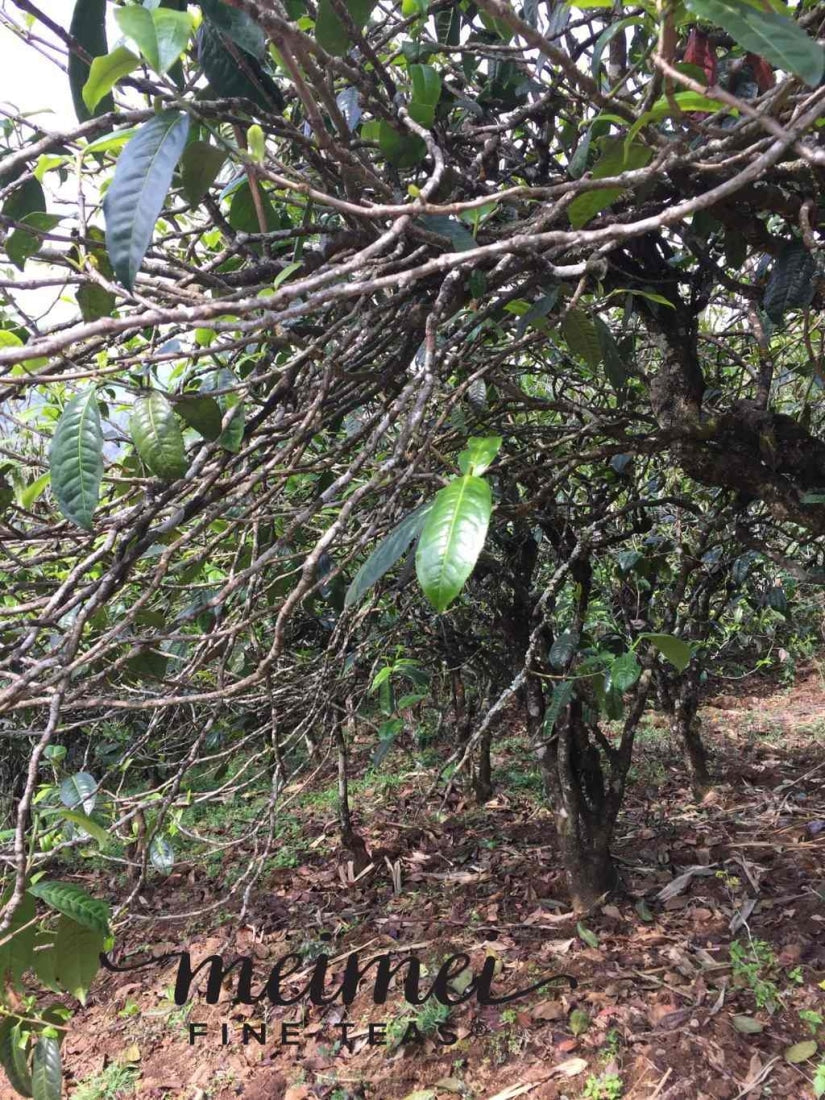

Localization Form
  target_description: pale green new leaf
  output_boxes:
[82,46,139,112]
[415,475,492,612]
[458,435,502,476]
[115,6,193,75]
[56,810,111,848]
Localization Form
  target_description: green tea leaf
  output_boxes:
[82,46,139,112]
[31,1035,61,1100]
[345,503,432,608]
[103,110,190,289]
[131,391,188,479]
[49,389,104,530]
[685,0,825,85]
[54,916,103,1004]
[69,0,113,121]
[28,881,110,937]
[415,474,492,612]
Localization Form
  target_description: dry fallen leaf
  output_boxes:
[532,999,565,1022]
[784,1039,817,1063]
[551,1056,588,1078]
[732,1015,763,1034]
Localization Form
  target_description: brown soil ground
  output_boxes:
[38,667,825,1100]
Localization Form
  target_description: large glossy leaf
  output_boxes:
[172,394,223,440]
[59,771,97,815]
[56,810,110,848]
[642,633,692,673]
[54,916,103,1005]
[567,139,652,229]
[82,46,140,113]
[0,1019,32,1097]
[763,240,817,323]
[543,680,574,733]
[415,474,492,612]
[561,310,602,368]
[149,835,175,875]
[315,0,377,55]
[180,141,226,206]
[31,1036,61,1100]
[28,881,110,937]
[345,503,432,609]
[549,630,578,669]
[49,389,104,531]
[200,0,266,54]
[115,6,193,75]
[607,651,641,692]
[0,892,35,985]
[197,18,284,110]
[131,392,188,479]
[69,0,112,122]
[685,0,825,85]
[103,110,190,290]
[205,369,245,452]
[458,436,502,476]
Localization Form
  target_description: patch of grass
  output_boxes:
[601,1027,623,1060]
[501,761,543,796]
[385,998,450,1050]
[797,719,825,740]
[72,1062,139,1100]
[633,716,670,744]
[800,1009,823,1035]
[487,1006,527,1064]
[583,1072,624,1100]
[729,938,781,1013]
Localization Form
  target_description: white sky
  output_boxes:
[0,0,77,130]
[0,1,98,326]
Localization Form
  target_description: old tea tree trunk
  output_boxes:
[535,672,653,911]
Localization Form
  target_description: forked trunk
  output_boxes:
[672,671,710,797]
[556,818,618,911]
[474,725,493,803]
